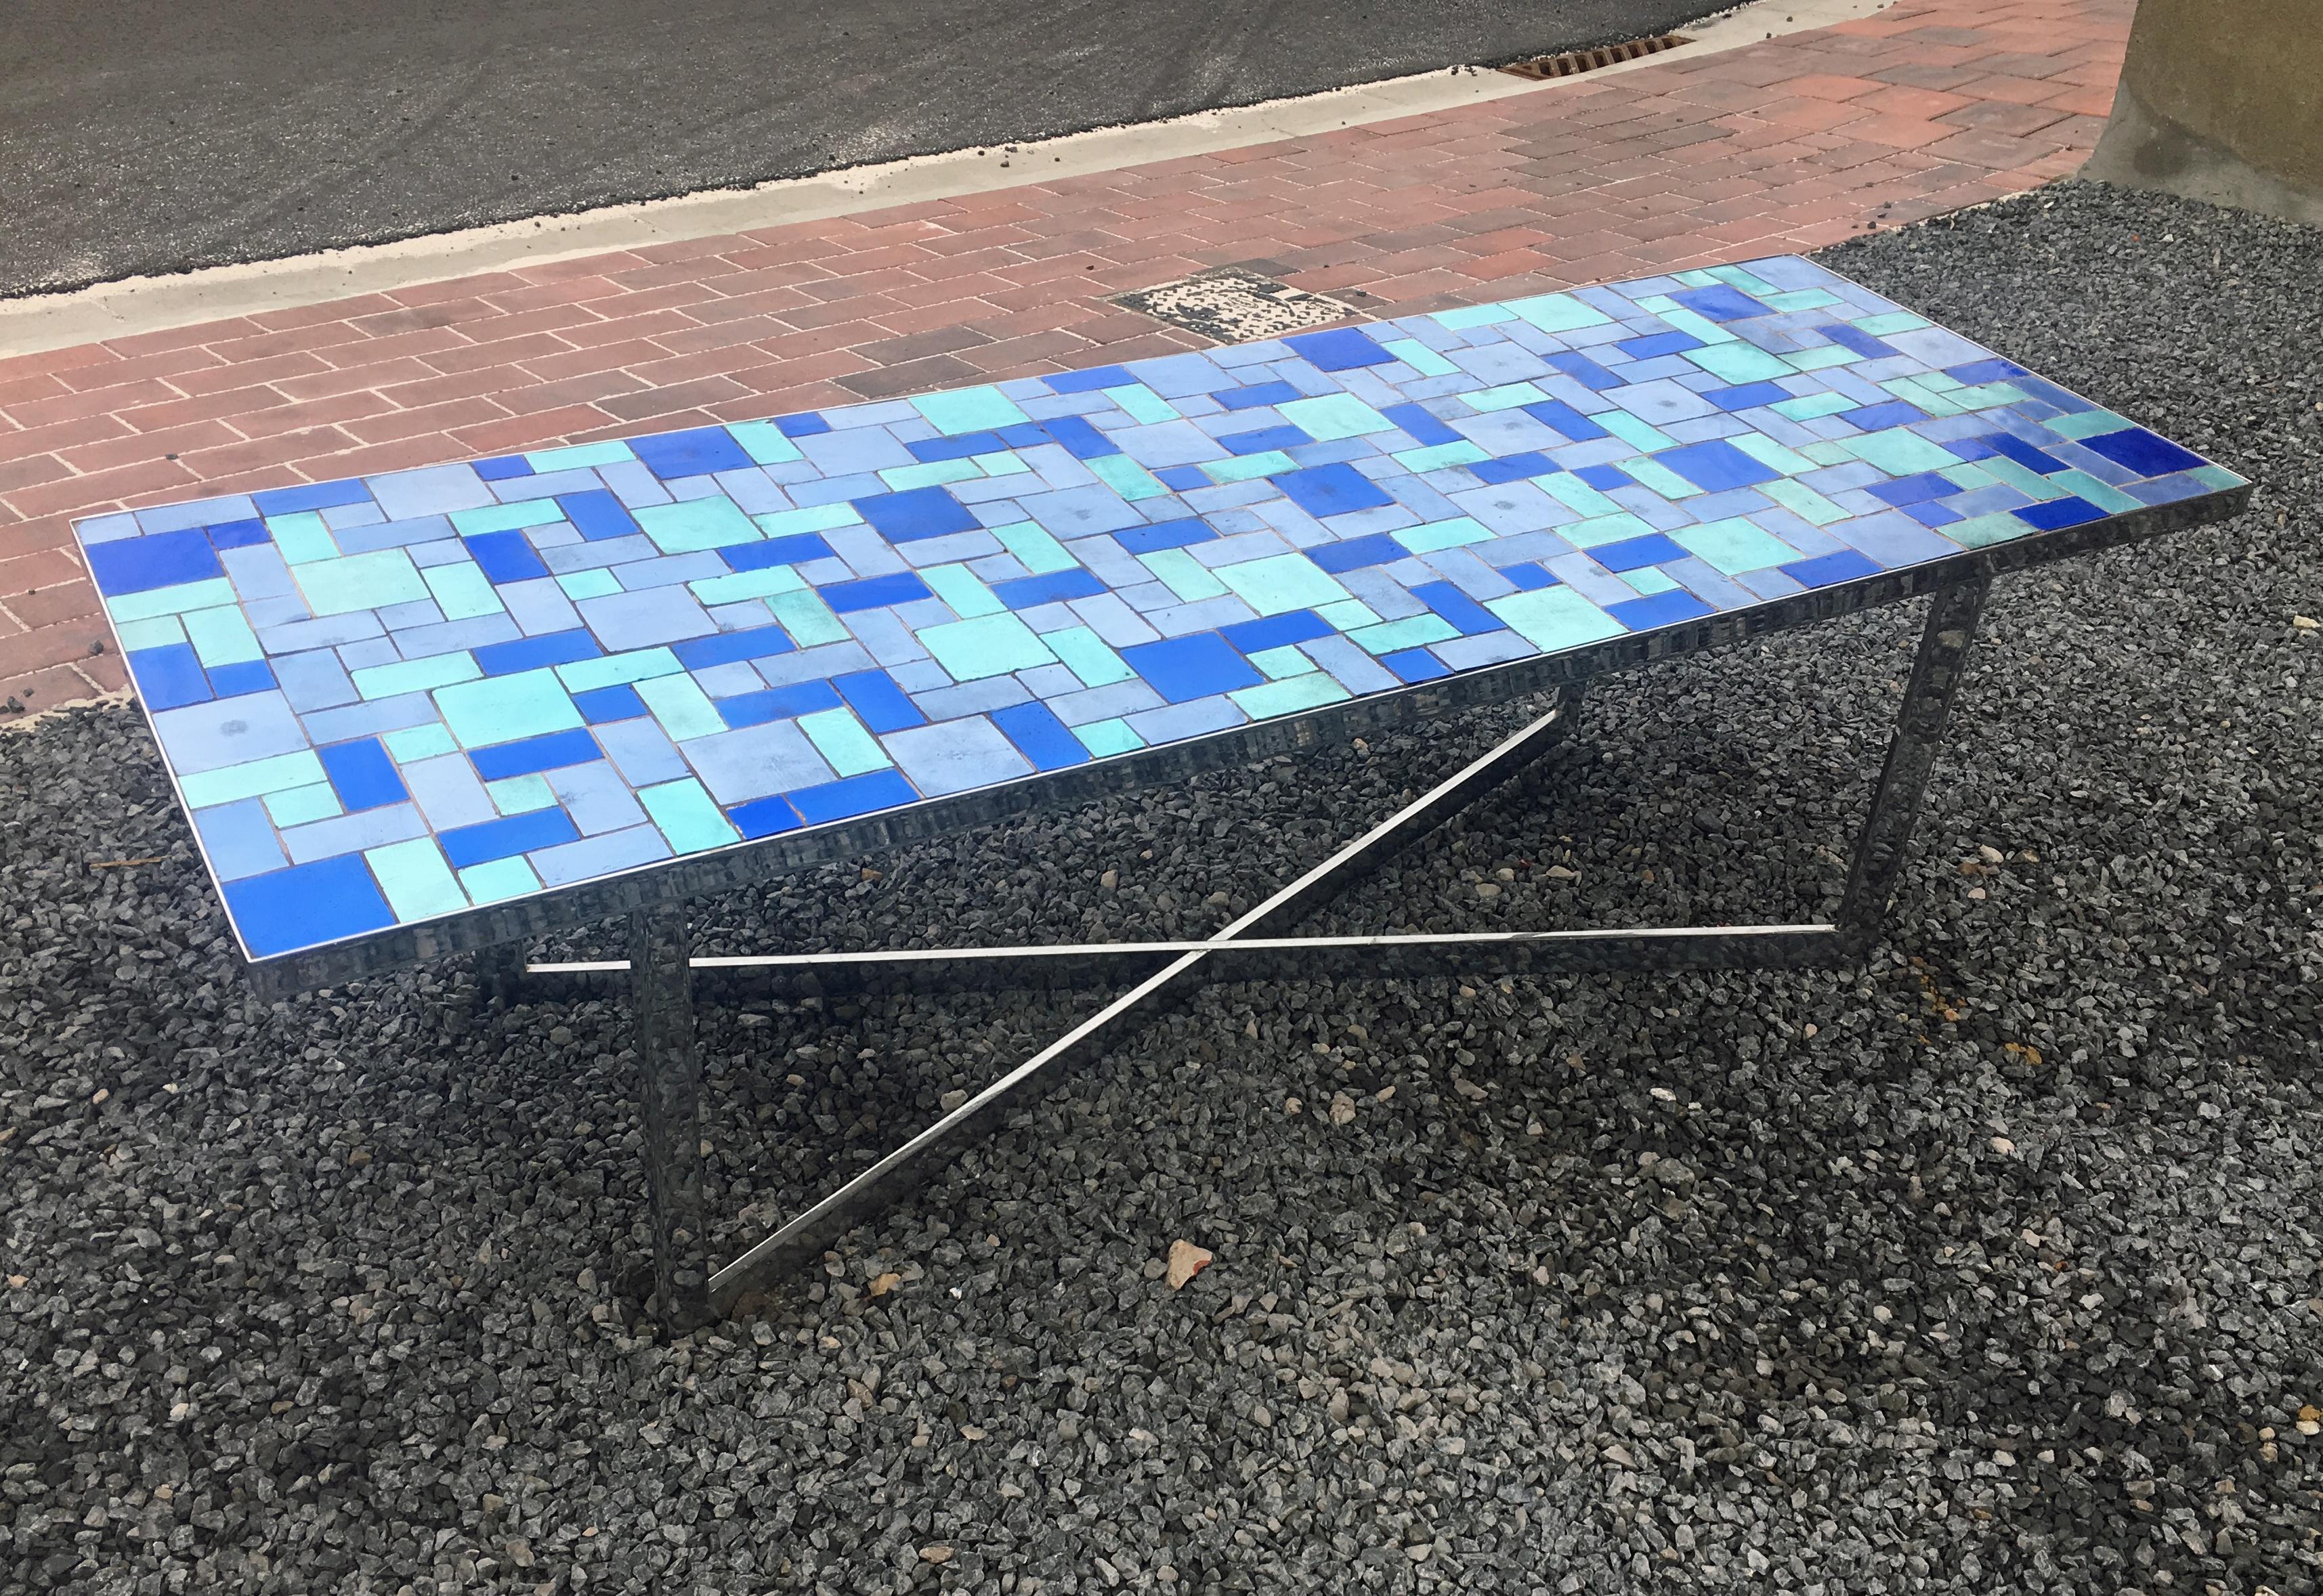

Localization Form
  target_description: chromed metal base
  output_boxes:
[524,574,1988,1322]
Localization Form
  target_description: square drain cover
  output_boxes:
[1113,266,1354,343]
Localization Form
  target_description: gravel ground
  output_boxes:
[4,181,2321,1596]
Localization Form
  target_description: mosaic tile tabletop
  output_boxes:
[74,255,2242,962]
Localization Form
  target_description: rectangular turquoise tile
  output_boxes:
[798,708,891,776]
[556,569,624,601]
[766,588,851,646]
[1671,517,1800,576]
[1280,393,1394,441]
[690,564,808,605]
[1231,672,1350,718]
[437,668,584,746]
[1203,450,1297,483]
[922,563,1003,618]
[1072,718,1144,756]
[557,647,683,692]
[423,562,506,621]
[1249,644,1319,681]
[727,420,804,465]
[1486,587,1623,651]
[296,549,430,617]
[1392,517,1493,555]
[1381,338,1457,376]
[178,750,328,809]
[265,783,343,827]
[459,855,542,903]
[526,440,634,471]
[351,652,482,701]
[1347,613,1457,654]
[1103,385,1178,425]
[880,458,984,491]
[450,500,565,536]
[486,773,559,814]
[1213,553,1348,614]
[182,605,263,666]
[108,577,240,624]
[920,612,1055,679]
[634,674,724,742]
[992,519,1077,575]
[636,498,759,553]
[639,777,742,853]
[1143,548,1228,602]
[1086,454,1168,501]
[383,722,459,762]
[364,838,469,920]
[267,512,339,564]
[912,386,1029,435]
[1047,626,1134,687]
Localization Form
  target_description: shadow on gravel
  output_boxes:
[2,184,2320,1595]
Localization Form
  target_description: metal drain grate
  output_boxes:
[1499,31,1691,80]
[1112,265,1355,343]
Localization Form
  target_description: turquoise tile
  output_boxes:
[992,519,1078,575]
[364,838,468,920]
[1073,718,1144,756]
[634,673,724,742]
[383,722,459,762]
[1213,553,1348,615]
[880,458,984,492]
[525,440,634,471]
[557,647,683,692]
[635,498,759,553]
[1103,385,1178,425]
[922,563,1003,617]
[1046,626,1134,687]
[267,511,339,564]
[766,588,851,647]
[108,577,239,624]
[1486,587,1623,652]
[1249,644,1319,681]
[1203,450,1297,483]
[556,569,624,601]
[755,502,861,537]
[265,783,343,827]
[1392,441,1488,473]
[1466,383,1550,412]
[1087,454,1169,501]
[1671,517,1799,575]
[422,562,505,621]
[920,612,1055,680]
[351,652,482,702]
[459,855,542,903]
[1727,434,1819,478]
[1506,293,1609,333]
[1381,338,1457,376]
[114,614,187,652]
[639,777,741,853]
[798,708,891,776]
[912,385,1029,435]
[1392,517,1493,555]
[1142,548,1228,602]
[1598,412,1675,454]
[182,605,263,666]
[1280,393,1394,441]
[1688,343,1793,385]
[437,668,584,747]
[177,750,328,809]
[690,564,807,605]
[486,773,559,814]
[449,500,564,536]
[727,420,804,465]
[295,549,429,617]
[1231,672,1350,718]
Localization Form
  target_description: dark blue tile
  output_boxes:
[558,489,641,542]
[1273,462,1393,518]
[908,431,1007,462]
[129,643,212,711]
[1617,330,1703,361]
[319,737,409,811]
[1653,439,1781,492]
[997,422,1054,450]
[1978,432,2068,475]
[1379,402,1462,448]
[1220,609,1331,653]
[851,486,979,542]
[85,527,223,597]
[1866,471,1959,508]
[719,680,843,727]
[775,411,833,437]
[723,533,835,571]
[1306,534,1405,574]
[1592,533,1690,573]
[223,855,395,957]
[1704,381,1793,412]
[832,669,926,733]
[1574,463,1634,491]
[1780,548,1883,587]
[1220,425,1313,455]
[1114,517,1215,554]
[1285,326,1394,371]
[1382,648,1451,683]
[1520,399,1609,442]
[475,456,535,481]
[251,481,372,517]
[2012,496,2106,531]
[1122,632,1262,703]
[462,530,551,584]
[439,808,581,869]
[1472,452,1560,486]
[729,794,804,838]
[630,425,754,480]
[1498,562,1558,591]
[1038,414,1120,460]
[475,628,603,676]
[469,727,601,781]
[207,659,278,698]
[671,623,796,668]
[1903,500,1963,527]
[992,701,1088,771]
[1409,580,1501,637]
[1820,322,1898,360]
[576,683,647,724]
[819,571,933,613]
[1546,351,1625,391]
[205,518,271,550]
[1215,380,1303,412]
[1155,466,1213,492]
[1944,357,2028,384]
[788,769,919,825]
[994,568,1106,609]
[2078,427,2208,478]
[1842,401,1928,433]
[1044,364,1138,394]
[1671,284,1772,322]
[1607,590,1715,630]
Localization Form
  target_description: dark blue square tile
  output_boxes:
[832,669,926,733]
[729,794,804,838]
[1273,462,1393,518]
[319,737,410,811]
[2078,427,2208,478]
[819,571,933,612]
[1122,632,1262,703]
[1285,326,1394,371]
[1382,648,1450,683]
[1607,590,1715,630]
[1592,534,1690,573]
[851,486,979,542]
[993,701,1089,771]
[207,660,278,698]
[223,856,396,957]
[558,489,641,542]
[86,528,223,597]
[576,683,647,723]
[1216,380,1304,412]
[475,456,535,482]
[1653,439,1781,493]
[2012,496,2106,531]
[630,426,754,479]
[129,643,212,711]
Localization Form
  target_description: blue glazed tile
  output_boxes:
[993,569,1105,609]
[2079,427,2207,477]
[717,678,841,726]
[1607,590,1715,629]
[193,798,289,881]
[1038,414,1121,460]
[1591,533,1690,572]
[1866,471,1959,508]
[1520,399,1611,442]
[439,808,582,869]
[206,518,272,550]
[1220,609,1332,653]
[129,644,213,711]
[775,411,832,437]
[1841,400,1928,433]
[727,794,803,838]
[853,487,979,542]
[1113,517,1216,554]
[1781,548,1885,587]
[221,855,396,956]
[1408,580,1504,637]
[557,489,642,542]
[832,670,925,733]
[87,528,224,597]
[475,628,603,676]
[251,481,373,517]
[1471,453,1561,486]
[1274,463,1394,519]
[1216,380,1304,411]
[992,701,1089,771]
[1670,284,1770,322]
[631,426,755,480]
[1820,323,1899,360]
[2012,496,2107,531]
[1221,425,1313,455]
[475,456,534,482]
[1617,330,1703,361]
[670,624,796,668]
[463,531,552,584]
[318,737,409,811]
[1654,439,1782,492]
[1545,351,1625,391]
[1285,327,1394,371]
[575,683,648,724]
[1044,364,1139,394]
[469,727,601,781]
[788,768,919,825]
[1704,381,1793,412]
[206,659,277,699]
[821,571,935,613]
[1306,534,1406,574]
[1122,632,1262,703]
[1382,647,1451,683]
[882,718,1033,795]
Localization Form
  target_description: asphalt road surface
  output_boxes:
[3,0,1730,298]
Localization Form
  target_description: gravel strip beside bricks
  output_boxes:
[3,182,2320,1596]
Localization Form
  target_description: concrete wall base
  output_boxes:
[2084,82,2323,230]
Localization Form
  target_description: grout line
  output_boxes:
[0,0,1898,359]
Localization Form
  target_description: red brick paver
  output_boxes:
[0,0,2131,719]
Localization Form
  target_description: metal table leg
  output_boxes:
[1836,571,1990,955]
[631,907,710,1332]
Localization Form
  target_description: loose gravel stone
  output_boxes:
[3,181,2320,1595]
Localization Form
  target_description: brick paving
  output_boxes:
[0,0,2131,720]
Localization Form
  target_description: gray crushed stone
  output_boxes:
[3,181,2320,1595]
